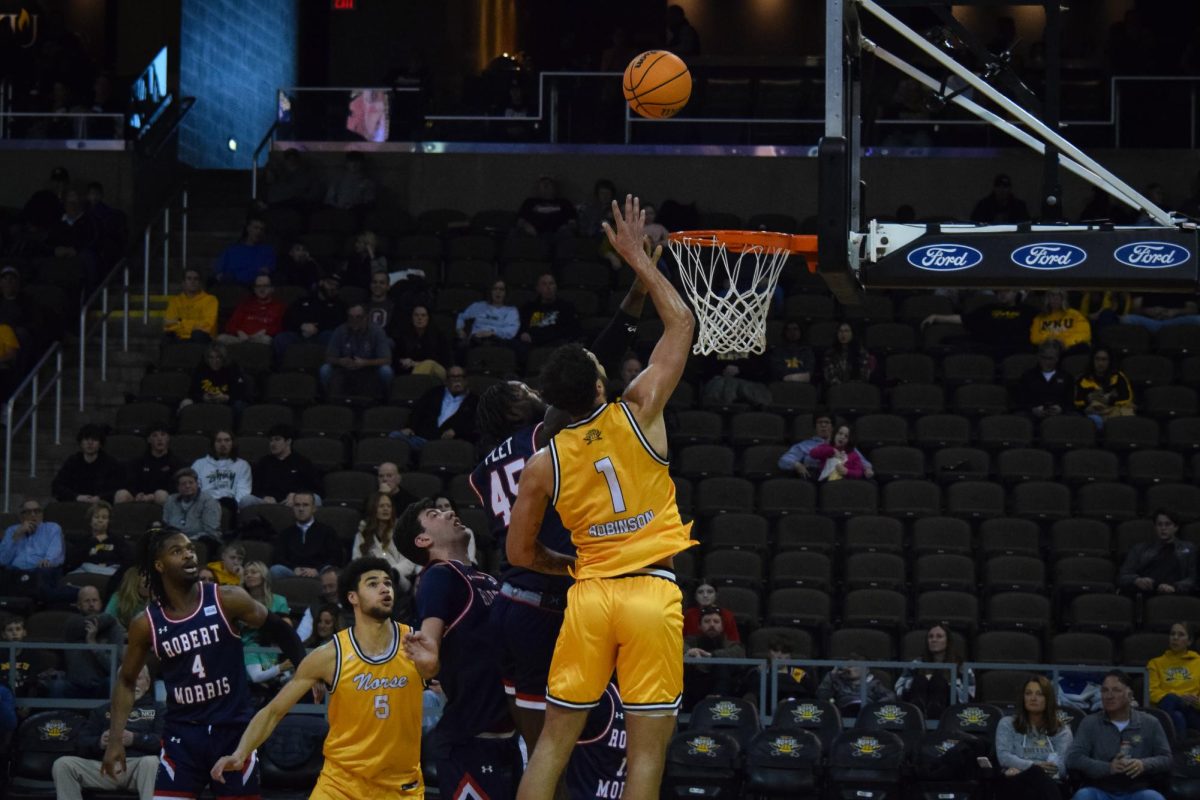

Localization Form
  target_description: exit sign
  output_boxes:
[332,0,354,9]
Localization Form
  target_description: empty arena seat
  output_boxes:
[868,445,926,482]
[911,517,973,557]
[843,515,905,555]
[915,591,978,633]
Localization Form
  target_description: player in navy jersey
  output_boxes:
[567,682,628,800]
[101,526,306,798]
[397,498,522,800]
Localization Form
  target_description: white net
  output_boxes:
[668,232,792,356]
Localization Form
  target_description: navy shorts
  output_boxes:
[434,735,523,800]
[157,721,260,798]
[490,591,564,710]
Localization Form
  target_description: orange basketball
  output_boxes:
[623,50,692,119]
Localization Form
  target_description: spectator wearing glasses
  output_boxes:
[217,274,286,345]
[0,500,66,600]
[162,267,217,343]
[391,366,479,450]
[320,303,394,399]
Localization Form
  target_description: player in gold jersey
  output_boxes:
[210,557,438,799]
[508,195,697,800]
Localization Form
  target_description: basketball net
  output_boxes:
[668,231,794,356]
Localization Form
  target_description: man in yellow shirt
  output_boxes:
[163,267,218,342]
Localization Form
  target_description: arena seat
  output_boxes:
[1060,447,1120,485]
[985,591,1051,634]
[770,552,833,593]
[774,514,836,554]
[841,589,908,634]
[869,445,926,482]
[844,553,906,593]
[910,518,973,557]
[843,516,904,555]
[914,591,978,634]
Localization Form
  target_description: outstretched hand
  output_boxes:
[602,195,660,270]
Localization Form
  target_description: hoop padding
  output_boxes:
[668,230,803,356]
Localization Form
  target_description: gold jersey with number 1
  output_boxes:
[310,621,424,800]
[549,401,696,579]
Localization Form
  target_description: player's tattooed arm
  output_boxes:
[508,450,575,576]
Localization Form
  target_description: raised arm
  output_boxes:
[506,450,574,576]
[603,195,694,425]
[101,611,152,779]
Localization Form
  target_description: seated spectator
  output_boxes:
[995,675,1072,799]
[1121,292,1200,332]
[84,182,128,271]
[163,267,217,343]
[1066,670,1171,800]
[700,349,771,408]
[214,217,275,287]
[0,613,59,697]
[339,231,387,290]
[276,241,322,289]
[1079,291,1133,332]
[21,166,69,234]
[519,274,579,348]
[608,354,643,399]
[207,541,245,586]
[1030,289,1091,354]
[576,178,616,238]
[365,270,396,334]
[778,412,835,479]
[822,323,873,385]
[456,280,520,349]
[253,424,321,507]
[216,274,286,345]
[51,665,163,800]
[320,303,394,399]
[769,320,815,383]
[0,320,20,402]
[114,425,180,505]
[47,187,102,288]
[192,429,257,511]
[324,151,376,212]
[738,634,817,705]
[269,492,343,581]
[0,500,66,601]
[198,565,217,583]
[353,493,417,617]
[1118,508,1196,597]
[392,366,479,449]
[104,567,149,629]
[682,582,741,642]
[1148,621,1200,738]
[396,304,452,379]
[240,560,293,691]
[61,585,125,698]
[816,656,896,717]
[1075,346,1135,429]
[810,424,874,480]
[273,270,347,361]
[161,468,222,542]
[683,606,746,709]
[1018,341,1074,420]
[266,148,322,209]
[66,501,131,578]
[377,462,418,508]
[895,624,974,721]
[970,173,1031,224]
[51,423,123,503]
[922,289,1036,359]
[516,174,577,237]
[295,566,351,641]
[179,342,248,414]
[303,603,341,649]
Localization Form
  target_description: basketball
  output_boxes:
[623,50,692,119]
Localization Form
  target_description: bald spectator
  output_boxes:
[320,303,393,399]
[392,366,480,449]
[61,585,126,698]
[377,462,418,508]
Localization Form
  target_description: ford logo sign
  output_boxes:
[1113,241,1192,269]
[1010,243,1088,271]
[906,244,984,271]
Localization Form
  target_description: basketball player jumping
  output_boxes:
[101,527,308,798]
[508,194,697,800]
[211,557,437,799]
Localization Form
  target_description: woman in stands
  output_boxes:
[303,603,341,649]
[995,674,1072,798]
[895,623,974,721]
[103,566,148,629]
[681,581,741,643]
[808,424,870,481]
[393,304,453,380]
[67,501,132,583]
[821,322,873,386]
[1030,289,1092,354]
[240,560,294,692]
[1074,346,1134,429]
[180,342,248,415]
[1148,621,1200,738]
[352,491,418,596]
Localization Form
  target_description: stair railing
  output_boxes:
[2,344,63,511]
[77,257,131,411]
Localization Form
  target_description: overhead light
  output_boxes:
[227,138,238,152]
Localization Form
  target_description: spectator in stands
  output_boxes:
[392,365,479,449]
[352,492,418,598]
[683,606,745,709]
[48,187,101,288]
[277,241,322,289]
[253,424,322,508]
[457,280,520,351]
[1030,289,1091,354]
[161,467,222,542]
[240,560,294,692]
[51,665,162,800]
[778,412,836,479]
[179,342,248,414]
[0,320,19,402]
[700,349,771,407]
[822,323,873,386]
[0,613,58,697]
[1018,341,1075,420]
[1066,669,1171,800]
[816,655,895,716]
[0,499,66,601]
[607,354,643,399]
[970,173,1031,223]
[163,267,217,343]
[66,501,130,579]
[84,182,127,271]
[516,174,577,237]
[269,492,343,581]
[921,289,1036,358]
[192,429,257,512]
[213,217,275,287]
[295,565,351,641]
[895,624,974,721]
[1148,621,1200,738]
[0,264,57,358]
[61,585,125,698]
[1075,347,1135,429]
[206,541,246,585]
[324,151,376,211]
[266,148,322,209]
[366,270,396,334]
[769,320,814,383]
[576,178,617,238]
[377,462,418,508]
[665,5,702,56]
[273,270,346,361]
[519,273,580,348]
[217,274,286,345]
[396,304,452,379]
[682,582,741,642]
[995,675,1072,798]
[1079,291,1133,333]
[320,302,394,399]
[739,635,817,705]
[198,566,217,583]
[114,425,179,505]
[810,424,873,480]
[21,166,70,233]
[1121,292,1200,332]
[51,423,123,503]
[340,231,387,290]
[1119,508,1197,597]
[104,567,149,629]
[303,603,341,649]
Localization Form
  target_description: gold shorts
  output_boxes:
[309,761,424,800]
[546,570,683,714]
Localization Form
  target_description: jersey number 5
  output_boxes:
[593,457,627,514]
[374,695,390,719]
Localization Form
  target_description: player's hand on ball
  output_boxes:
[211,753,246,782]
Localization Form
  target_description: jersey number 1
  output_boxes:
[593,457,627,514]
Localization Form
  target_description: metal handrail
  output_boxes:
[78,257,130,411]
[137,186,189,323]
[2,344,63,511]
[251,120,279,200]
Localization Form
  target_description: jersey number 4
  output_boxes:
[192,654,206,680]
[489,458,525,525]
